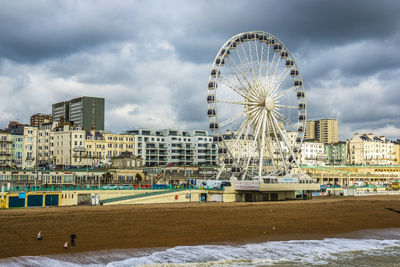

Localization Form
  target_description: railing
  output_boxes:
[4,184,212,192]
[101,189,183,204]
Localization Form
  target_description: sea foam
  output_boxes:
[2,230,400,267]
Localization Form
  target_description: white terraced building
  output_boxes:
[127,129,217,166]
[300,141,327,166]
[348,133,395,165]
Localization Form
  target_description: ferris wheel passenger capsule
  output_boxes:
[235,37,243,44]
[280,51,288,58]
[231,167,241,172]
[208,81,217,89]
[274,44,282,52]
[209,122,219,130]
[299,115,305,122]
[298,103,306,110]
[290,70,299,76]
[215,58,225,66]
[286,60,294,67]
[259,34,267,42]
[228,42,236,50]
[210,69,220,78]
[298,126,304,132]
[267,37,275,46]
[220,49,230,58]
[224,158,233,164]
[297,91,305,98]
[213,136,223,142]
[207,94,215,103]
[294,80,303,86]
[218,148,227,154]
[207,108,216,117]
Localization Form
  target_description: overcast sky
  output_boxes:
[0,0,399,140]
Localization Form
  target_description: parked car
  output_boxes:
[103,184,117,190]
[119,184,132,190]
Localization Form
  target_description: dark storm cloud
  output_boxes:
[0,0,400,139]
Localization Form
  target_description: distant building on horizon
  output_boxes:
[305,118,338,144]
[30,113,52,128]
[52,96,104,131]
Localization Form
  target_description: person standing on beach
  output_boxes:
[64,241,68,249]
[37,231,42,240]
[70,234,76,248]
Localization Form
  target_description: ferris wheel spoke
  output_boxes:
[273,110,298,130]
[242,114,264,179]
[224,56,250,90]
[276,104,298,109]
[233,122,253,166]
[242,41,259,88]
[266,51,277,95]
[234,45,253,87]
[268,113,289,174]
[215,162,225,180]
[219,111,247,128]
[226,54,256,95]
[274,86,297,99]
[254,38,263,89]
[271,114,304,174]
[271,68,290,95]
[237,43,263,99]
[264,126,278,172]
[216,99,250,106]
[269,52,282,95]
[218,75,253,101]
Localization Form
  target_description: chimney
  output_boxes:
[367,133,374,139]
[59,116,65,127]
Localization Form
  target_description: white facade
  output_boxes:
[129,129,217,166]
[348,133,395,165]
[300,141,327,166]
[22,126,38,169]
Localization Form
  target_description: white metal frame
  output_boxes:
[207,31,307,180]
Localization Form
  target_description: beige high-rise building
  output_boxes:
[305,120,316,140]
[305,119,338,144]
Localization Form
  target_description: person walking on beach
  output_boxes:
[70,233,76,248]
[64,241,68,249]
[37,231,42,241]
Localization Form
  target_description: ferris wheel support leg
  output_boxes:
[272,114,304,176]
[216,163,225,180]
[258,112,267,179]
[269,113,289,175]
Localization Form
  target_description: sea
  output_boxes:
[1,229,400,267]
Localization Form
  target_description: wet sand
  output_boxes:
[0,195,399,258]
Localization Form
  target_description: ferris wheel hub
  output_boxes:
[264,96,275,111]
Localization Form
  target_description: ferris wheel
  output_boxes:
[207,31,306,180]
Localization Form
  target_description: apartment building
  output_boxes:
[190,130,217,166]
[300,141,327,166]
[128,129,217,167]
[22,127,38,169]
[348,133,395,165]
[0,132,12,168]
[52,96,105,131]
[305,119,338,143]
[325,142,347,165]
[11,134,24,168]
[30,113,52,128]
